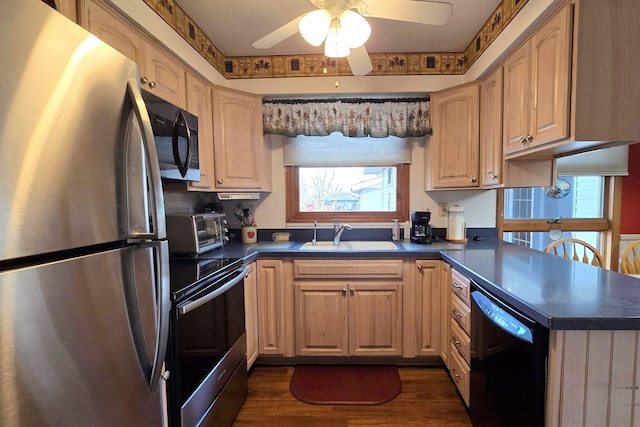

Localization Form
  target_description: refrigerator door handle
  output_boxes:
[148,240,170,389]
[125,241,170,390]
[173,110,192,178]
[125,80,166,240]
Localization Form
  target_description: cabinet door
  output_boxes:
[186,73,214,191]
[529,5,571,146]
[480,67,504,187]
[349,282,402,356]
[143,42,186,109]
[256,260,289,356]
[430,84,480,188]
[243,262,258,369]
[294,282,349,356]
[503,41,532,155]
[85,0,144,64]
[415,261,441,357]
[213,88,264,190]
[55,0,77,22]
[440,262,451,368]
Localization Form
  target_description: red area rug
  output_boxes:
[289,365,402,405]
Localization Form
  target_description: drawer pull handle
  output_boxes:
[452,368,461,380]
[452,337,462,346]
[452,309,463,318]
[452,282,464,290]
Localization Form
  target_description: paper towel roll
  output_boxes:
[447,205,466,242]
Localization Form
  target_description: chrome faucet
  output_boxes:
[333,220,352,245]
[312,220,317,246]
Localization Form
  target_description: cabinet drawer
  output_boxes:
[450,318,471,364]
[451,293,471,335]
[449,343,470,407]
[293,259,403,279]
[451,268,470,305]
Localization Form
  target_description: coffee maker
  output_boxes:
[410,211,433,244]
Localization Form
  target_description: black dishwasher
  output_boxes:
[469,281,548,427]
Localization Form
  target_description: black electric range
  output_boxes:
[168,251,244,303]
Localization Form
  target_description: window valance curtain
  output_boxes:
[262,98,431,138]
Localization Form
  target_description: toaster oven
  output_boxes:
[166,213,228,254]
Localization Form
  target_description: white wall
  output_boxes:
[252,134,496,229]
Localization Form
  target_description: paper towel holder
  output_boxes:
[446,205,467,243]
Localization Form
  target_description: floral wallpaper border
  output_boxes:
[142,0,529,79]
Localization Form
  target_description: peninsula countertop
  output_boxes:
[202,238,640,331]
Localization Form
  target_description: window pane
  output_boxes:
[504,231,601,252]
[504,176,604,219]
[298,166,397,212]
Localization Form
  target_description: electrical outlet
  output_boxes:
[438,203,448,217]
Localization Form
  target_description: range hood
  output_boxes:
[217,192,261,201]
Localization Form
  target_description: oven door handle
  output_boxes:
[178,266,248,315]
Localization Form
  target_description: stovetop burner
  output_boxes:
[169,252,244,301]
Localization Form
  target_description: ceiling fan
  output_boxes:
[251,0,453,76]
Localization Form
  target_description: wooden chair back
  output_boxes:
[545,238,605,267]
[621,240,640,274]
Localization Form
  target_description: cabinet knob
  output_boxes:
[417,264,423,272]
[470,177,477,183]
[452,309,463,318]
[148,80,157,89]
[491,174,498,180]
[342,288,347,295]
[520,136,527,145]
[217,178,224,184]
[350,288,355,296]
[140,76,148,85]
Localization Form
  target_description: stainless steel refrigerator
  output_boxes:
[0,1,170,425]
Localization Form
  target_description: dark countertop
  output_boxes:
[212,238,640,331]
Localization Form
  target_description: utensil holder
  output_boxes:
[241,226,257,244]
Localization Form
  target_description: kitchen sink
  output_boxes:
[299,241,398,251]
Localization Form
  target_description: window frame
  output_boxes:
[285,164,410,223]
[497,176,623,270]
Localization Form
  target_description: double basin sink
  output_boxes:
[299,241,398,251]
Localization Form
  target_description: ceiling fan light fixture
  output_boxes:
[299,9,332,46]
[324,18,350,58]
[339,10,371,48]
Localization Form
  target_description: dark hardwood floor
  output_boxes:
[233,366,472,426]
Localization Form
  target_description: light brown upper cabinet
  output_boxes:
[185,73,214,191]
[480,67,504,187]
[212,87,271,191]
[503,5,571,157]
[55,0,77,22]
[427,83,480,189]
[504,0,640,159]
[84,0,186,108]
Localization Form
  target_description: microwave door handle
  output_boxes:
[172,111,191,179]
[126,80,166,240]
[178,266,248,315]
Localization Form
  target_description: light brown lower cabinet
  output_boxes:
[243,262,258,369]
[256,259,293,357]
[294,281,403,356]
[449,268,471,406]
[293,259,403,357]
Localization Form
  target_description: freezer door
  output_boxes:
[0,244,170,426]
[0,0,165,262]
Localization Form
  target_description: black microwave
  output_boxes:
[142,90,200,181]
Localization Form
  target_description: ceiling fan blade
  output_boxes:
[359,0,453,26]
[252,14,305,49]
[347,45,373,76]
